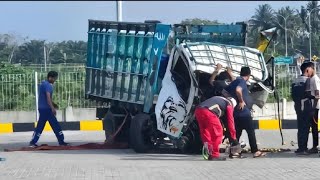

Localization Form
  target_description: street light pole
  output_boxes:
[43,42,47,72]
[116,1,123,22]
[277,14,288,57]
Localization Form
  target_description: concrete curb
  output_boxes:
[0,119,304,134]
[0,120,103,134]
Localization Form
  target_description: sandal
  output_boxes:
[253,151,266,158]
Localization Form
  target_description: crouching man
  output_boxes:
[195,96,241,161]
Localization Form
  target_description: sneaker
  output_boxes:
[296,150,310,156]
[307,147,318,154]
[29,142,38,148]
[208,155,227,161]
[59,142,71,146]
[294,149,306,154]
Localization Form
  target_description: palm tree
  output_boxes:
[274,6,299,51]
[307,0,320,33]
[14,40,45,64]
[250,4,275,32]
[247,4,275,48]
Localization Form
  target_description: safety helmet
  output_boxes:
[228,97,237,108]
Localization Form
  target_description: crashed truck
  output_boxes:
[85,20,274,153]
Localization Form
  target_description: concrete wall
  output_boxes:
[252,100,296,120]
[0,101,298,123]
[0,108,96,123]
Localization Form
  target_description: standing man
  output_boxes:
[223,66,266,158]
[291,62,314,155]
[305,62,320,154]
[195,96,241,161]
[29,71,69,147]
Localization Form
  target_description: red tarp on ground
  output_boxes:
[4,143,129,152]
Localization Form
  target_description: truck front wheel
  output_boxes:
[130,113,153,153]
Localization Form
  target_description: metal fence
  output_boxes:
[23,63,85,72]
[0,71,97,111]
[0,64,318,111]
[274,63,320,101]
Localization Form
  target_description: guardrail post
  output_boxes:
[35,71,39,122]
[282,98,287,119]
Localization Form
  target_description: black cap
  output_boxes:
[240,67,251,76]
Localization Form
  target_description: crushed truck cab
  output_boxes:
[155,42,272,138]
[85,20,272,153]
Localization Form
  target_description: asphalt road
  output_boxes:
[0,130,319,180]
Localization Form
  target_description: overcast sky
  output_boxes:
[0,1,307,42]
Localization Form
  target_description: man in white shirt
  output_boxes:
[305,62,320,154]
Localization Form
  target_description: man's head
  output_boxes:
[215,71,231,81]
[240,66,251,81]
[301,62,314,77]
[47,71,58,84]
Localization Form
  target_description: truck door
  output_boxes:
[155,48,196,138]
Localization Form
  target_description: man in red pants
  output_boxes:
[195,96,240,161]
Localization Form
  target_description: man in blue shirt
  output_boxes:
[223,66,265,158]
[29,71,69,147]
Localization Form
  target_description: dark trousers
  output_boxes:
[235,115,258,153]
[295,103,309,151]
[297,112,310,151]
[310,109,319,148]
[30,109,64,144]
[297,109,310,151]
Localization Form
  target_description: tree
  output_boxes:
[273,6,299,53]
[250,4,275,32]
[9,39,87,65]
[307,0,320,33]
[14,40,45,65]
[0,33,26,63]
[247,4,275,49]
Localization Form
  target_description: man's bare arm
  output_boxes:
[236,86,244,103]
[236,86,246,110]
[226,67,236,81]
[209,63,222,86]
[209,70,219,86]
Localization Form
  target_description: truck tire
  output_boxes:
[103,109,116,144]
[103,108,131,144]
[130,113,153,153]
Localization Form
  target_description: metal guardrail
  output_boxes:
[0,71,97,111]
[0,63,317,111]
[22,64,85,72]
[273,64,320,101]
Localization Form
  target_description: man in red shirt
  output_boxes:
[195,96,240,161]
